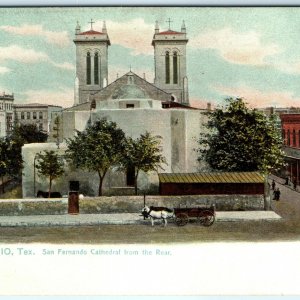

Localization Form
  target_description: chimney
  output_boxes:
[207,102,212,111]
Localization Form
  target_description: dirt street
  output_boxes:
[0,177,299,244]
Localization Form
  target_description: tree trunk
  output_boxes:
[1,175,4,194]
[134,170,139,195]
[48,177,52,198]
[98,176,103,196]
[98,170,107,196]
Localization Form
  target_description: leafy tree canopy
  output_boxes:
[35,150,64,197]
[11,124,48,144]
[122,132,166,194]
[197,97,284,174]
[65,118,126,196]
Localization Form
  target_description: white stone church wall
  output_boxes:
[185,110,209,172]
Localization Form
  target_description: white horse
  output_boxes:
[141,205,174,227]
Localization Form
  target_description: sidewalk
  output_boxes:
[0,211,281,227]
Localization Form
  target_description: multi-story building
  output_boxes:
[280,113,300,187]
[14,103,62,133]
[0,92,14,137]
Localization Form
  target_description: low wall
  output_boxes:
[0,194,265,216]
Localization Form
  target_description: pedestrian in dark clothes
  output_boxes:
[293,180,297,190]
[271,179,276,190]
[285,177,289,185]
[275,188,281,201]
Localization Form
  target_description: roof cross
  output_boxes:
[89,18,95,30]
[166,18,173,30]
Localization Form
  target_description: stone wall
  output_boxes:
[0,194,265,216]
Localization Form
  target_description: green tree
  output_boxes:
[197,97,284,174]
[122,132,166,195]
[0,138,11,193]
[66,119,126,196]
[0,137,23,192]
[11,123,48,144]
[35,150,64,198]
[5,124,48,178]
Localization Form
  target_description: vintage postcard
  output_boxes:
[0,5,300,296]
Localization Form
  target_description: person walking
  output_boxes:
[275,188,281,201]
[272,179,276,190]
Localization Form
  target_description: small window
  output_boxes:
[126,104,134,108]
[27,112,30,119]
[39,111,43,119]
[293,129,296,146]
[33,112,37,119]
[287,129,290,146]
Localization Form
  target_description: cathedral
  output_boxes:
[73,19,189,106]
[21,20,208,197]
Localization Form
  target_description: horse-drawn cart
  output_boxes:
[174,205,215,227]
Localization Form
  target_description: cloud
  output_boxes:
[87,18,154,56]
[21,88,74,108]
[0,66,11,74]
[214,84,300,108]
[190,27,280,66]
[0,24,70,47]
[275,61,300,75]
[0,45,74,71]
[51,61,75,71]
[0,45,48,63]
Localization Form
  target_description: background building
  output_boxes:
[14,103,62,133]
[280,113,300,187]
[0,92,14,137]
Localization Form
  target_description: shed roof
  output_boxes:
[158,172,264,184]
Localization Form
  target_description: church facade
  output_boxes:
[21,20,209,198]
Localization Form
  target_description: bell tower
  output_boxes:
[73,19,110,105]
[152,20,189,105]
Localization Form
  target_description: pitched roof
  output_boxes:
[157,30,183,35]
[158,172,265,184]
[79,30,104,35]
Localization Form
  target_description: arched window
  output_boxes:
[165,51,170,84]
[173,51,178,84]
[293,129,296,146]
[21,112,25,120]
[86,52,91,85]
[94,52,99,85]
[39,111,43,119]
[287,129,290,146]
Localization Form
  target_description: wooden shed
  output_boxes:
[158,172,265,195]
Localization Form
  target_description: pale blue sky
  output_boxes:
[1,7,300,108]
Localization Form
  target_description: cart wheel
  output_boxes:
[175,213,189,226]
[198,210,215,227]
